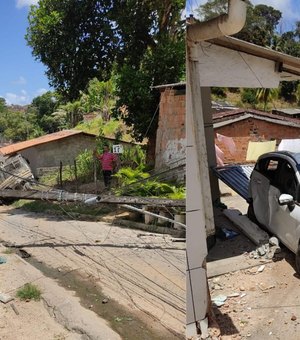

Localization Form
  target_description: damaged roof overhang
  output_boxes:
[208,35,300,81]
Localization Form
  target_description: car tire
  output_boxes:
[295,244,300,275]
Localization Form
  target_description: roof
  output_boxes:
[0,130,97,156]
[272,108,300,116]
[210,36,300,79]
[212,108,300,129]
[213,164,253,201]
[152,82,186,90]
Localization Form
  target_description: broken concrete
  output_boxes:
[223,209,269,245]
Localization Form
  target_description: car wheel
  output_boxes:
[295,244,300,275]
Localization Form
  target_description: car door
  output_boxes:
[251,169,271,227]
[268,160,300,253]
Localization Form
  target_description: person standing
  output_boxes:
[94,144,117,190]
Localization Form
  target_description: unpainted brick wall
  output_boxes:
[156,88,300,166]
[155,88,186,170]
[215,118,300,163]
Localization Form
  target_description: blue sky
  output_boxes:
[186,0,300,32]
[0,0,49,106]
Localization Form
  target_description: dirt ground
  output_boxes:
[206,188,300,340]
[0,204,185,339]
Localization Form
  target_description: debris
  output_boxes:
[0,256,7,264]
[219,227,239,240]
[228,292,240,298]
[102,298,109,304]
[212,295,227,307]
[257,265,265,273]
[240,286,245,291]
[257,246,266,256]
[10,303,19,315]
[0,293,14,304]
[269,237,279,247]
[291,315,297,321]
[240,293,246,298]
[199,317,209,339]
[18,249,30,259]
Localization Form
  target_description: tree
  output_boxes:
[28,91,62,133]
[26,0,117,101]
[113,0,185,162]
[0,98,6,113]
[197,0,281,47]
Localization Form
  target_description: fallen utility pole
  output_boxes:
[0,189,185,207]
[121,204,186,229]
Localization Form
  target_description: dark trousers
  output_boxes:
[102,170,112,189]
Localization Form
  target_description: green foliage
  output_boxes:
[17,283,41,301]
[256,88,278,110]
[279,81,298,102]
[241,88,258,106]
[0,109,43,142]
[0,97,6,112]
[212,87,227,98]
[119,145,146,169]
[113,166,185,198]
[13,199,114,219]
[75,149,98,183]
[80,78,116,115]
[26,0,116,101]
[198,1,281,48]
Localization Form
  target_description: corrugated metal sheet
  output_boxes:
[213,165,254,201]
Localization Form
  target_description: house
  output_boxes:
[0,130,97,176]
[154,83,300,166]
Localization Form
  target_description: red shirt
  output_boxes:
[97,152,116,171]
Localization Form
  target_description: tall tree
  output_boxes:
[197,0,281,47]
[113,0,185,162]
[26,0,116,101]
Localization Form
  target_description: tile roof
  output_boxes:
[0,130,97,156]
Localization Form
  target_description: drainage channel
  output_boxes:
[15,248,183,340]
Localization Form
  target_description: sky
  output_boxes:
[186,0,300,32]
[0,0,300,106]
[0,0,49,106]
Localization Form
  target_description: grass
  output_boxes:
[17,283,41,301]
[2,248,14,254]
[12,199,114,219]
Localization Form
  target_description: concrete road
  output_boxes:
[0,205,185,339]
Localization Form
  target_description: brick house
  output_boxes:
[155,83,300,167]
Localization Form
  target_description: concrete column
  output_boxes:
[186,46,215,337]
[201,87,220,203]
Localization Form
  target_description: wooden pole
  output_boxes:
[94,160,97,193]
[74,160,78,192]
[59,161,63,189]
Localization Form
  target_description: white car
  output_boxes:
[248,151,300,273]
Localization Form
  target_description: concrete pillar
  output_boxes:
[201,87,220,203]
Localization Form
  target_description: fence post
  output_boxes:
[74,160,78,192]
[94,160,97,193]
[59,161,63,189]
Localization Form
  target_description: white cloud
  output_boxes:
[35,88,48,96]
[12,76,27,85]
[16,0,38,9]
[4,92,30,105]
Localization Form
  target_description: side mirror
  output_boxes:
[278,194,295,210]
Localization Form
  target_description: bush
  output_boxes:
[241,88,258,105]
[17,283,41,301]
